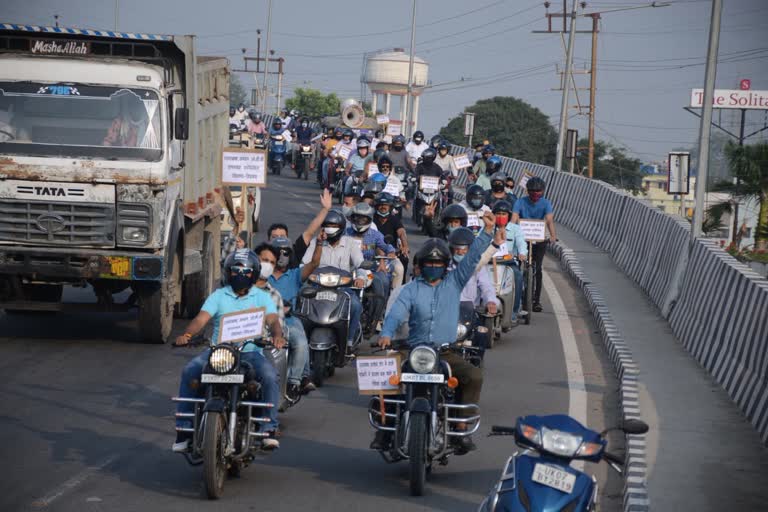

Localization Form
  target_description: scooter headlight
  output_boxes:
[209,345,237,374]
[456,323,468,341]
[541,427,583,457]
[409,346,437,374]
[317,273,341,287]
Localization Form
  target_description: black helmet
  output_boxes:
[392,134,406,148]
[377,154,393,169]
[373,148,386,162]
[486,156,502,173]
[438,140,450,151]
[229,106,236,115]
[421,148,437,165]
[342,129,354,140]
[272,119,282,129]
[491,200,514,216]
[363,179,385,199]
[269,236,293,254]
[466,184,485,210]
[375,192,396,207]
[430,134,443,148]
[526,176,546,192]
[440,204,468,227]
[490,171,506,185]
[350,202,375,233]
[483,144,496,154]
[413,130,425,144]
[333,127,343,138]
[448,227,475,249]
[414,238,451,267]
[322,209,347,243]
[223,249,261,287]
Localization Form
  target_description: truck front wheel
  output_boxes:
[138,249,181,343]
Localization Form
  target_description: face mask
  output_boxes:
[529,191,544,202]
[446,225,460,235]
[376,209,390,217]
[301,123,308,128]
[259,261,274,279]
[421,266,445,283]
[230,274,252,293]
[324,226,341,238]
[452,253,465,263]
[505,187,514,194]
[492,183,505,193]
[277,254,291,268]
[342,206,352,217]
[469,198,483,210]
[393,145,403,152]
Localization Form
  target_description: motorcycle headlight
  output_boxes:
[318,273,341,287]
[541,427,583,457]
[302,145,311,151]
[409,346,437,374]
[456,323,468,340]
[209,345,237,374]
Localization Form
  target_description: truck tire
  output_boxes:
[138,248,180,343]
[183,232,215,318]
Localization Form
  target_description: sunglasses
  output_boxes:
[230,267,254,276]
[380,165,391,169]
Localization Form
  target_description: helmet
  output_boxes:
[281,107,288,114]
[356,137,371,149]
[333,127,343,138]
[392,134,406,147]
[363,179,385,199]
[322,209,347,242]
[342,129,354,140]
[482,144,496,154]
[229,106,236,115]
[248,111,259,121]
[414,238,451,267]
[377,154,393,168]
[526,177,546,192]
[448,227,475,249]
[375,192,396,207]
[440,204,468,227]
[413,130,425,143]
[370,173,388,185]
[466,184,485,210]
[269,236,294,267]
[373,148,386,162]
[289,109,297,117]
[486,155,502,173]
[421,148,437,165]
[491,200,513,216]
[223,249,261,287]
[272,119,282,129]
[490,171,507,185]
[350,202,374,233]
[430,134,443,148]
[438,140,450,151]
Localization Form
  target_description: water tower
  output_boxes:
[364,48,428,135]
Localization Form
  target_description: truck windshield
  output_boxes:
[0,82,163,161]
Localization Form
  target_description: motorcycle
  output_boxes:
[415,173,449,237]
[269,133,287,175]
[479,415,649,511]
[171,338,277,499]
[453,301,493,367]
[295,142,313,180]
[368,341,481,496]
[296,266,369,387]
[486,253,520,344]
[251,133,267,150]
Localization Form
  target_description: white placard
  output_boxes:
[466,212,481,229]
[453,154,471,169]
[383,180,401,196]
[519,219,547,242]
[419,175,440,192]
[370,137,380,149]
[387,122,402,136]
[218,307,266,344]
[368,163,379,175]
[356,355,401,395]
[376,114,390,125]
[336,144,352,160]
[668,152,690,195]
[222,149,267,187]
[518,172,533,189]
[690,88,768,110]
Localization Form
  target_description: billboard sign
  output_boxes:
[690,88,768,109]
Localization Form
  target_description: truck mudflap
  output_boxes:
[0,246,163,281]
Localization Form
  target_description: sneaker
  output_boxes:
[456,436,477,454]
[300,377,317,394]
[533,303,543,313]
[286,383,301,402]
[370,430,392,450]
[262,434,280,450]
[172,434,191,453]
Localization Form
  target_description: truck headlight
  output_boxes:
[122,226,148,243]
[409,346,437,374]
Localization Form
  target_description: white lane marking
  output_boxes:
[273,182,284,189]
[289,192,300,198]
[542,272,588,468]
[304,202,314,209]
[31,454,119,509]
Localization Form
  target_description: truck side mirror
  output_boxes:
[174,107,189,140]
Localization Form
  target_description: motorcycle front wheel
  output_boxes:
[202,412,226,499]
[524,264,533,325]
[408,413,428,496]
[311,350,328,388]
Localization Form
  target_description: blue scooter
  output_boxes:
[269,132,287,175]
[479,414,648,511]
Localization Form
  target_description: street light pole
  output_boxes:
[405,0,417,139]
[554,0,579,173]
[691,0,722,241]
[260,0,273,115]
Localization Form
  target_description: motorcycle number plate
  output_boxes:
[316,291,337,301]
[531,463,576,494]
[201,374,244,384]
[400,373,444,383]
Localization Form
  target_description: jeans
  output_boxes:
[341,287,363,346]
[531,241,548,303]
[176,348,280,432]
[322,158,331,187]
[512,264,524,318]
[285,315,309,384]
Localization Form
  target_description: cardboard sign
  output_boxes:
[466,212,482,229]
[519,219,547,242]
[218,307,266,344]
[376,114,390,125]
[419,175,440,192]
[518,171,533,189]
[368,163,379,175]
[336,144,352,160]
[453,154,471,169]
[222,148,267,187]
[386,122,402,136]
[356,355,401,395]
[383,180,401,196]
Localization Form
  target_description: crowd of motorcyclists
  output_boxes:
[173,108,558,491]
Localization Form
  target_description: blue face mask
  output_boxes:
[452,253,465,263]
[421,265,445,282]
[376,209,390,217]
[446,225,459,235]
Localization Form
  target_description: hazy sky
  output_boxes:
[2,0,767,164]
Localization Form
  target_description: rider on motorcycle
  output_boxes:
[435,140,459,178]
[484,171,517,208]
[321,127,344,186]
[346,202,397,335]
[511,177,556,313]
[361,176,387,206]
[493,200,527,325]
[247,111,267,135]
[234,102,248,123]
[173,249,285,451]
[267,190,333,269]
[373,192,408,288]
[377,211,498,452]
[301,209,367,348]
[389,134,414,173]
[471,144,495,189]
[440,203,469,237]
[413,147,445,232]
[344,137,372,195]
[376,155,405,206]
[292,117,314,168]
[406,130,429,164]
[228,106,238,127]
[459,184,492,236]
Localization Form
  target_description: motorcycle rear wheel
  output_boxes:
[409,413,428,496]
[202,412,226,499]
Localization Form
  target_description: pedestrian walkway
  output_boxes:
[557,224,768,511]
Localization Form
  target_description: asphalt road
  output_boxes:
[0,168,622,511]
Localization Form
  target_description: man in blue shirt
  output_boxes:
[377,210,497,453]
[173,249,285,451]
[511,177,556,313]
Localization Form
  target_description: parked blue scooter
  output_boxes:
[479,414,648,511]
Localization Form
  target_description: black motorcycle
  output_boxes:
[172,339,276,499]
[368,342,481,496]
[295,142,313,180]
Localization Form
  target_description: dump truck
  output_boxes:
[0,23,229,342]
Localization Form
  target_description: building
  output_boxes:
[641,174,696,218]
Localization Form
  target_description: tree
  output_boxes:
[285,88,340,119]
[229,74,248,107]
[574,138,644,192]
[708,142,768,249]
[438,96,557,165]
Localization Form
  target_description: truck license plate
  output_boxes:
[531,463,576,494]
[201,374,244,384]
[400,373,444,383]
[106,256,131,278]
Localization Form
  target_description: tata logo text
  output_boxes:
[17,185,85,197]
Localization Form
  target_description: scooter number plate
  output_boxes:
[201,374,244,384]
[531,463,576,494]
[400,373,444,383]
[316,291,337,301]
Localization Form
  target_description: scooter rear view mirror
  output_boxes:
[621,419,649,435]
[300,287,317,299]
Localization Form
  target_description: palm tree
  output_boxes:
[708,142,768,250]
